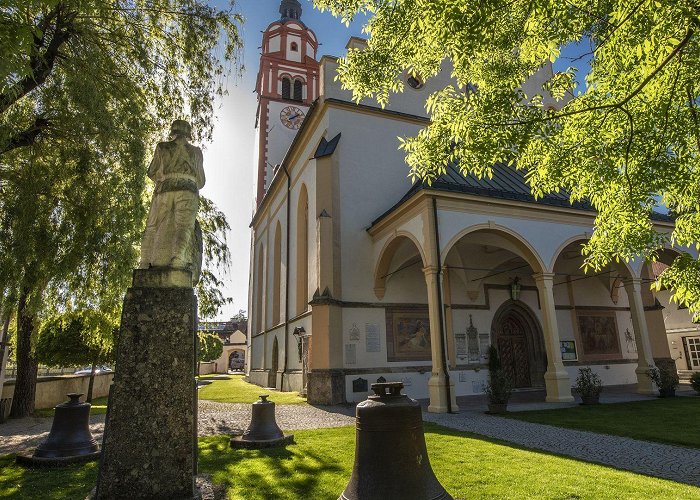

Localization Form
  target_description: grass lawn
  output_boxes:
[34,396,109,418]
[504,396,700,448]
[198,374,306,405]
[1,424,698,499]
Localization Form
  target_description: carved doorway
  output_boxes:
[268,337,279,388]
[491,300,547,389]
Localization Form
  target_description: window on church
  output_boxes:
[293,79,303,101]
[291,42,298,52]
[282,77,291,99]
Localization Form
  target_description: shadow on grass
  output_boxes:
[198,431,350,500]
[0,454,98,499]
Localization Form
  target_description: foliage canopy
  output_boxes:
[0,0,242,416]
[314,0,700,315]
[197,331,223,363]
[36,310,116,367]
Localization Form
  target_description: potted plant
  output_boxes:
[574,368,603,405]
[690,372,700,395]
[485,369,512,414]
[648,366,679,397]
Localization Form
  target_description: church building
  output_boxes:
[246,1,696,411]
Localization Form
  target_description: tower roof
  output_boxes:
[279,0,302,20]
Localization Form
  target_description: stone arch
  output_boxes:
[295,184,309,315]
[490,299,547,388]
[442,223,547,274]
[228,349,245,372]
[374,232,427,300]
[550,235,635,278]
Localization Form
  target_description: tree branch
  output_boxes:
[0,3,76,114]
[1,118,51,154]
[480,28,694,128]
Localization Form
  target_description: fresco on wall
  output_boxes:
[386,309,432,361]
[577,312,621,356]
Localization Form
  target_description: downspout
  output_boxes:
[281,165,292,391]
[432,196,453,413]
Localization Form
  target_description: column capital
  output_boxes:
[532,272,556,283]
[622,277,644,288]
[422,265,440,276]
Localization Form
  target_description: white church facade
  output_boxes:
[246,1,695,411]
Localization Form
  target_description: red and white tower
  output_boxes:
[254,0,320,205]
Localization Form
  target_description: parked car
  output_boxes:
[74,365,114,375]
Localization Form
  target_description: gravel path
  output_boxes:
[423,409,700,487]
[1,401,355,456]
[197,400,355,437]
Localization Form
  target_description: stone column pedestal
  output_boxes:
[533,273,574,403]
[95,268,198,500]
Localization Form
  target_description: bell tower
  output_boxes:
[254,0,320,205]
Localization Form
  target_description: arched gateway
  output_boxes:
[491,300,547,389]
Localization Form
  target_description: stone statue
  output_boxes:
[139,120,205,284]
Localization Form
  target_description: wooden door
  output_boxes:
[497,316,531,388]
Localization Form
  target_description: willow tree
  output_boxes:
[0,0,241,417]
[314,1,700,312]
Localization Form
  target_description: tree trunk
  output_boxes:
[0,312,11,405]
[87,359,97,403]
[10,292,38,418]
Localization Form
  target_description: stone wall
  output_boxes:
[1,373,114,409]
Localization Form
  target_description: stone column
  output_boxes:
[533,273,574,403]
[442,266,457,369]
[96,268,198,499]
[624,278,656,394]
[424,266,458,413]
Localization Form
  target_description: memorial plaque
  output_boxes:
[352,377,368,393]
[366,323,380,353]
[345,343,357,365]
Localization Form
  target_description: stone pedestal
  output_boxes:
[307,370,345,405]
[95,269,198,500]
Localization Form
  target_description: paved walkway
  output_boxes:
[0,400,355,456]
[422,388,700,488]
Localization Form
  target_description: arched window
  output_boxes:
[282,77,291,100]
[272,222,282,325]
[296,185,309,315]
[290,42,298,52]
[293,79,303,101]
[255,245,265,333]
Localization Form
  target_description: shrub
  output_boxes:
[648,366,679,391]
[487,345,501,373]
[690,372,700,394]
[485,369,512,404]
[575,368,603,399]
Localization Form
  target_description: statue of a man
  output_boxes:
[139,120,205,283]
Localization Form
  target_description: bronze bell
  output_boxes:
[230,395,294,449]
[339,382,453,500]
[34,393,100,459]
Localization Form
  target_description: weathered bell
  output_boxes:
[230,395,294,449]
[34,393,100,458]
[339,382,453,500]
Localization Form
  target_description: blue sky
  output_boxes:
[201,1,367,320]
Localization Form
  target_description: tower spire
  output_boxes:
[279,0,302,20]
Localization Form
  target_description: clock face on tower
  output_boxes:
[280,106,305,129]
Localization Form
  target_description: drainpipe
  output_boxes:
[432,196,453,413]
[281,165,292,391]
